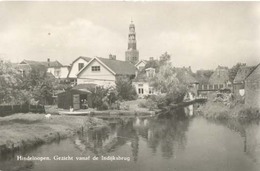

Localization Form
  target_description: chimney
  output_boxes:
[149,57,154,61]
[109,54,116,60]
[47,58,50,67]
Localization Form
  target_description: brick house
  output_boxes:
[245,63,260,108]
[233,66,255,98]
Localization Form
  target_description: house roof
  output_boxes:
[209,66,229,84]
[245,63,260,81]
[233,66,255,83]
[97,57,136,75]
[67,56,92,78]
[70,56,92,66]
[77,57,136,76]
[20,60,63,68]
[72,83,97,90]
[17,60,46,71]
[42,61,63,67]
[135,60,147,67]
[72,83,97,93]
[174,67,198,84]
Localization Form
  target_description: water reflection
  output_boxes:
[0,153,34,171]
[144,117,189,158]
[75,113,190,161]
[208,118,260,164]
[76,118,140,161]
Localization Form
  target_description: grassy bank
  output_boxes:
[197,101,260,121]
[0,113,107,154]
[45,99,156,116]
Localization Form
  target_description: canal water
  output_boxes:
[1,111,260,171]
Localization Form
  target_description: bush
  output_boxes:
[197,100,260,121]
[116,76,137,100]
[138,99,157,111]
[238,107,260,120]
[90,86,118,110]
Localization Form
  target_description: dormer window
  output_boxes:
[92,66,100,71]
[78,63,84,71]
[145,68,155,78]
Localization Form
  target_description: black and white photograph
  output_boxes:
[0,1,260,171]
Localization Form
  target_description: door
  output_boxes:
[73,94,80,110]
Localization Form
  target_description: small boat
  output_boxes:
[59,111,91,116]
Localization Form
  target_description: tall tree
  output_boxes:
[0,61,29,104]
[150,63,187,105]
[228,63,246,82]
[159,52,171,65]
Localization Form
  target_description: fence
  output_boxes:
[0,104,45,117]
[198,83,232,91]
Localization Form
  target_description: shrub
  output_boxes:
[90,86,118,110]
[116,76,137,100]
[138,99,157,111]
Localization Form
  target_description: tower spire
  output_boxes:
[125,20,139,64]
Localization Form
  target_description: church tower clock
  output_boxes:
[125,20,139,64]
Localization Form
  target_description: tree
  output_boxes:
[116,76,137,100]
[21,68,59,105]
[159,52,171,65]
[228,63,246,83]
[89,86,118,110]
[150,63,187,106]
[0,61,28,104]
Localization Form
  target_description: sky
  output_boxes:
[0,1,259,71]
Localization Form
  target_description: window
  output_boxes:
[54,69,61,77]
[91,66,100,71]
[19,69,25,77]
[138,88,144,94]
[78,63,84,71]
[203,85,208,90]
[146,68,155,78]
[149,87,154,94]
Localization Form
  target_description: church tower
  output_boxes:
[125,20,139,64]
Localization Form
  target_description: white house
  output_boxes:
[132,67,156,98]
[47,66,70,79]
[67,56,92,83]
[76,57,136,86]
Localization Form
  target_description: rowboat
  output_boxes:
[59,111,91,116]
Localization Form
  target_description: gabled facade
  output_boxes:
[67,56,92,83]
[76,57,136,86]
[208,65,231,89]
[43,59,69,79]
[245,63,260,108]
[135,60,147,71]
[17,59,69,79]
[47,66,70,79]
[16,60,47,76]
